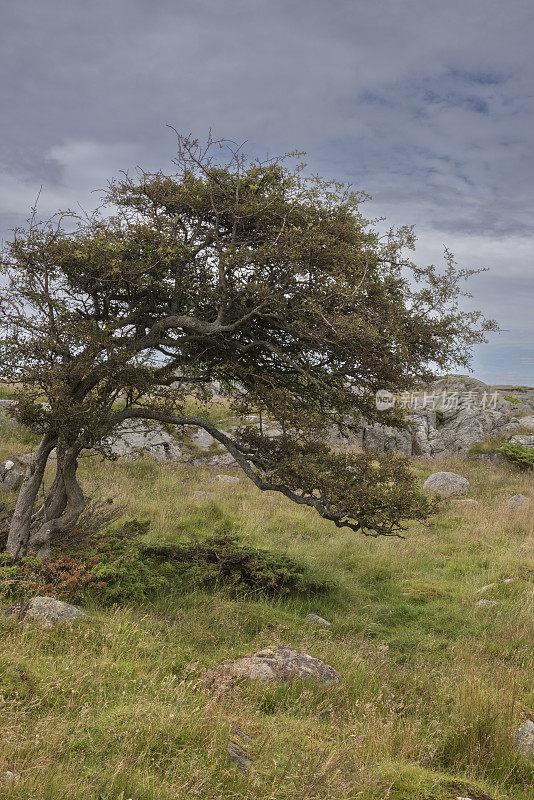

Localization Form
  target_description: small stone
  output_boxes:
[514,719,534,757]
[451,498,479,505]
[3,596,86,627]
[193,490,215,500]
[216,474,240,485]
[507,493,529,507]
[476,599,498,607]
[3,771,21,784]
[228,741,252,772]
[475,583,496,594]
[423,472,469,498]
[305,613,332,627]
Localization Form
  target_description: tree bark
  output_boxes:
[26,449,85,560]
[6,433,57,560]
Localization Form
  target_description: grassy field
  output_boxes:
[0,414,533,800]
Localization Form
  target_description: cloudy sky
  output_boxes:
[1,0,533,384]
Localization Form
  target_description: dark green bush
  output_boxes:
[141,535,332,597]
[498,443,534,470]
[1,501,331,602]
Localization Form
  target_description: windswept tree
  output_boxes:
[0,135,494,560]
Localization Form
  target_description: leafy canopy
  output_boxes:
[0,134,495,541]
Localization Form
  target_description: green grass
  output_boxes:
[0,421,533,799]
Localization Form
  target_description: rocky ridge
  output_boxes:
[2,376,534,466]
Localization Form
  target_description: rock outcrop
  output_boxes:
[3,376,534,462]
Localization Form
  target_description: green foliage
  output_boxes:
[498,442,534,470]
[504,395,520,404]
[141,534,332,597]
[0,133,497,555]
[435,409,445,425]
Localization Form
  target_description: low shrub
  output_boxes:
[141,535,333,597]
[498,442,534,470]
[0,504,331,602]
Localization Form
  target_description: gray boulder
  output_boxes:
[189,428,216,449]
[203,645,341,685]
[507,494,530,507]
[0,461,23,492]
[423,472,469,497]
[514,719,534,757]
[3,596,86,627]
[207,452,238,467]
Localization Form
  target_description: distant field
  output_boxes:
[0,411,533,800]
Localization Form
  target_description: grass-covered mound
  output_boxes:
[0,414,533,799]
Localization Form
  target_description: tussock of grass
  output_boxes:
[0,425,533,798]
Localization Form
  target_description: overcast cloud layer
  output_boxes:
[1,0,533,383]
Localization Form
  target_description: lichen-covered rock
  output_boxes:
[423,472,469,497]
[514,719,534,757]
[3,596,86,627]
[507,435,534,448]
[203,645,341,686]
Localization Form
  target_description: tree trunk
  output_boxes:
[26,449,85,560]
[30,464,68,529]
[6,433,57,560]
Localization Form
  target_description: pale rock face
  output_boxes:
[216,474,240,485]
[514,719,534,757]
[190,428,215,449]
[203,645,341,685]
[104,421,182,462]
[3,597,86,627]
[422,472,469,498]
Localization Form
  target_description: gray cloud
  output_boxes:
[1,0,533,382]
